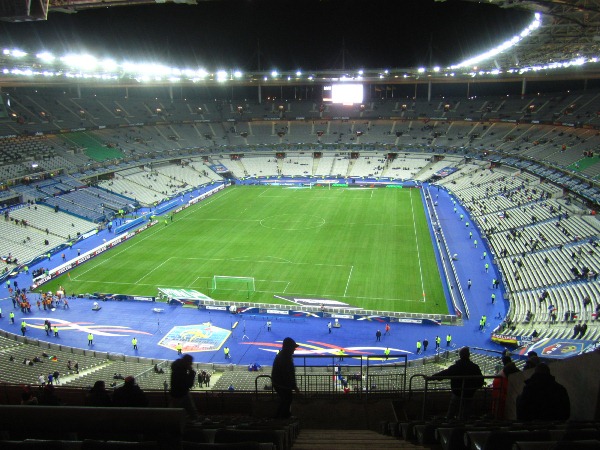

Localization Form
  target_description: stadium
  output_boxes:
[0,0,599,448]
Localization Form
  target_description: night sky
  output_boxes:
[0,0,533,71]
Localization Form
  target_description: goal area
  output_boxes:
[211,276,256,298]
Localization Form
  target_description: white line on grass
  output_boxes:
[134,257,172,284]
[343,265,354,297]
[73,188,235,278]
[409,188,426,302]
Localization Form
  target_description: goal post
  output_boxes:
[211,275,256,298]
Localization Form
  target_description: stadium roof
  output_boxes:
[1,0,600,85]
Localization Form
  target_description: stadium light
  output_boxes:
[216,70,228,81]
[233,70,243,78]
[450,12,541,70]
[271,70,279,78]
[295,70,302,77]
[36,51,55,63]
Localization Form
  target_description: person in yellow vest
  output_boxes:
[87,333,93,346]
[224,346,230,359]
[9,311,15,324]
[20,320,27,336]
[384,347,390,360]
[176,342,182,355]
[53,325,59,337]
[132,337,138,350]
[446,334,452,347]
[436,336,441,349]
[416,340,422,354]
[338,348,345,362]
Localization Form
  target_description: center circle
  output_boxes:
[260,214,326,230]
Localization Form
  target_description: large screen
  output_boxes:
[323,83,363,105]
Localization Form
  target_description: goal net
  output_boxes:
[211,275,256,296]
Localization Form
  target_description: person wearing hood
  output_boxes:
[271,337,300,419]
[516,363,570,421]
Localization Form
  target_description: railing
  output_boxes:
[409,373,500,420]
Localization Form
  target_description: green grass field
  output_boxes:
[44,185,447,314]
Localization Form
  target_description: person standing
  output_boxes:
[416,340,422,354]
[328,322,332,334]
[9,311,14,324]
[491,293,496,304]
[87,332,93,346]
[271,337,300,419]
[435,336,441,349]
[384,347,390,360]
[446,334,452,347]
[132,337,138,350]
[516,363,570,421]
[375,330,381,341]
[423,338,429,352]
[20,320,26,336]
[224,346,230,359]
[431,347,484,419]
[385,323,391,335]
[176,343,183,355]
[169,354,198,422]
[266,320,272,332]
[53,326,59,337]
[467,279,472,290]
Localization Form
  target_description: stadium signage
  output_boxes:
[266,309,289,315]
[395,318,423,324]
[491,333,519,345]
[330,313,353,319]
[206,305,227,311]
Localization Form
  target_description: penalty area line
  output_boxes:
[343,265,354,297]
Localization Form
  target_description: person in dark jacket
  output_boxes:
[112,376,148,407]
[516,363,570,421]
[271,337,300,419]
[169,354,198,421]
[431,347,484,419]
[85,380,112,407]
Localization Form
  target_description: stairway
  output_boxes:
[292,429,440,449]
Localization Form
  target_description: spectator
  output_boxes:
[491,356,519,419]
[85,380,112,407]
[20,385,38,405]
[516,363,570,421]
[431,347,484,419]
[271,337,301,419]
[169,354,198,422]
[523,351,541,371]
[112,376,148,407]
[39,384,62,406]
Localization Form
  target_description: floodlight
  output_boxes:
[11,49,27,58]
[233,70,243,78]
[433,66,440,72]
[417,67,425,73]
[101,58,118,71]
[36,52,55,63]
[295,70,302,77]
[271,70,278,77]
[216,70,228,81]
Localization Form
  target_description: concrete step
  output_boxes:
[292,429,442,449]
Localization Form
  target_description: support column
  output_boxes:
[77,85,81,99]
[466,82,470,99]
[521,78,527,98]
[168,85,173,101]
[427,80,432,102]
[258,84,262,104]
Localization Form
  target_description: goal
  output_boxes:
[211,276,256,298]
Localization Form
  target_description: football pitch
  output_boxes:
[45,185,447,314]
